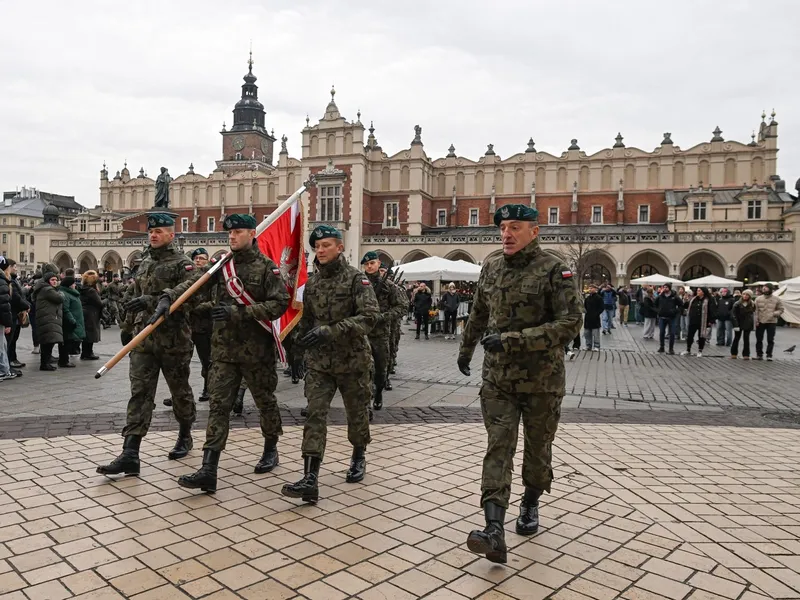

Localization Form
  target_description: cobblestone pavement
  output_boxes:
[0,423,799,599]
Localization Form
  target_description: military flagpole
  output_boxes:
[95,176,317,379]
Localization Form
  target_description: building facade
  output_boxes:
[40,57,800,285]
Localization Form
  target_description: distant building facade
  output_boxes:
[41,57,800,285]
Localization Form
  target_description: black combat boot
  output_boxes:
[384,377,393,391]
[300,405,309,418]
[232,388,245,415]
[198,383,209,402]
[345,447,366,483]
[466,502,507,564]
[163,397,173,407]
[389,361,396,375]
[516,487,543,535]
[254,438,279,474]
[373,387,384,411]
[177,449,220,493]
[168,423,193,460]
[281,456,321,504]
[96,435,141,477]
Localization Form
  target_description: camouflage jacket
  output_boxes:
[365,272,407,339]
[459,239,583,395]
[166,244,289,363]
[129,242,195,354]
[107,281,123,300]
[297,254,380,374]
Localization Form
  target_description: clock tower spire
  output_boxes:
[217,52,277,173]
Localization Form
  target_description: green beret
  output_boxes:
[361,251,379,265]
[380,263,389,270]
[223,214,257,231]
[147,213,175,229]
[493,204,539,226]
[309,224,342,246]
[190,248,209,259]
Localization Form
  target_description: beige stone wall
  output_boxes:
[0,215,42,274]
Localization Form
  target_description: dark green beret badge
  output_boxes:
[493,204,539,227]
[223,214,257,231]
[190,248,209,259]
[361,251,379,264]
[147,213,175,229]
[309,224,343,246]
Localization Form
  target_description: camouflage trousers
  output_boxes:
[302,368,371,460]
[479,380,562,509]
[122,349,196,437]
[368,334,389,391]
[204,360,282,451]
[107,300,119,325]
[389,319,400,368]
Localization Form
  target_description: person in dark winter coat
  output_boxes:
[654,283,682,354]
[640,288,657,339]
[0,257,13,380]
[413,283,433,339]
[33,272,64,371]
[730,289,756,359]
[582,285,604,350]
[440,283,460,339]
[59,276,84,366]
[79,270,103,360]
[682,287,716,357]
[715,288,735,346]
[6,259,30,369]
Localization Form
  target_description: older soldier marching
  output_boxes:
[281,225,379,504]
[96,214,198,477]
[151,214,289,493]
[458,204,583,563]
[361,252,406,410]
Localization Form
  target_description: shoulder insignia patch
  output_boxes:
[561,270,573,279]
[361,277,371,286]
[271,267,281,276]
[185,265,194,271]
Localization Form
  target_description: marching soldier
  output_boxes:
[362,253,406,409]
[189,248,212,403]
[96,214,198,478]
[281,225,379,504]
[152,214,289,493]
[380,264,403,384]
[457,204,583,564]
[107,274,123,325]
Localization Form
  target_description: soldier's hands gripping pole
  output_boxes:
[95,176,316,379]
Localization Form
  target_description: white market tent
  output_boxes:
[779,276,800,287]
[394,256,481,282]
[629,273,686,286]
[685,274,743,288]
[777,276,800,325]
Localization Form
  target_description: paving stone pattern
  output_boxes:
[0,423,799,599]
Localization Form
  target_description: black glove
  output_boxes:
[147,296,171,325]
[211,305,234,322]
[300,326,332,348]
[457,356,471,376]
[481,333,504,353]
[124,297,147,313]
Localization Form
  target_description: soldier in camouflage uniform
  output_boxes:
[107,274,123,325]
[189,248,212,403]
[152,214,289,493]
[362,252,406,409]
[379,264,403,385]
[281,225,379,504]
[96,214,198,478]
[458,204,583,564]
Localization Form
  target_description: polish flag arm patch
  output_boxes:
[561,270,573,279]
[361,277,371,286]
[185,265,194,271]
[271,267,281,276]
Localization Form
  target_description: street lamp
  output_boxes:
[177,234,185,254]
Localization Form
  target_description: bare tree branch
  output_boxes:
[559,223,612,291]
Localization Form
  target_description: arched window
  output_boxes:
[556,167,567,192]
[180,187,186,208]
[456,171,465,195]
[624,164,635,189]
[752,157,764,183]
[193,185,199,206]
[131,190,138,209]
[437,173,446,196]
[536,167,546,192]
[631,264,657,279]
[724,158,737,185]
[681,265,711,281]
[648,162,660,188]
[344,132,353,154]
[252,183,259,203]
[206,185,213,206]
[698,160,710,186]
[601,165,612,190]
[475,170,484,195]
[381,167,390,191]
[579,166,589,191]
[238,183,245,205]
[287,173,296,194]
[326,133,335,154]
[514,169,524,194]
[268,182,276,203]
[119,190,125,209]
[673,162,685,188]
[494,169,504,194]
[585,264,612,285]
[310,135,318,156]
[401,166,410,190]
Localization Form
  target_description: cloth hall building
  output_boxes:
[39,58,800,286]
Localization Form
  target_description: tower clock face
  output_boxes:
[232,136,245,151]
[261,139,271,155]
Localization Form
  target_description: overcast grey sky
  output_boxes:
[1,0,797,207]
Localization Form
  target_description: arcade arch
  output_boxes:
[736,249,788,284]
[53,251,73,272]
[401,249,430,264]
[444,249,476,263]
[680,250,726,280]
[76,251,98,273]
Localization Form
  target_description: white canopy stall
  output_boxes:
[394,256,481,282]
[685,274,743,288]
[629,274,687,286]
[777,276,800,325]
